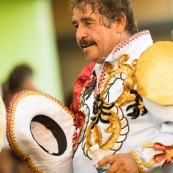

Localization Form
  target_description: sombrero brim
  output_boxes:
[6,90,75,173]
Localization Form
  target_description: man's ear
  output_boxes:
[116,14,127,33]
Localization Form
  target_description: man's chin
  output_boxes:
[84,51,94,60]
[84,55,104,64]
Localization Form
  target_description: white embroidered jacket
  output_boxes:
[73,30,173,173]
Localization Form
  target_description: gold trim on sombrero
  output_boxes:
[136,41,173,105]
[7,90,74,173]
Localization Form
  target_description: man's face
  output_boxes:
[72,4,122,64]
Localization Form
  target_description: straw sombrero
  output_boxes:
[136,41,173,105]
[6,90,75,173]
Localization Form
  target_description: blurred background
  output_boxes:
[0,0,173,173]
[0,0,173,106]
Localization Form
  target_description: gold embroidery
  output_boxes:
[115,56,137,107]
[142,142,154,151]
[101,111,121,150]
[86,54,137,151]
[86,111,121,151]
[165,148,173,158]
[100,54,137,107]
[131,151,144,173]
[142,159,155,168]
[86,123,102,152]
[131,143,156,170]
[105,62,114,74]
[138,100,145,112]
[140,142,156,168]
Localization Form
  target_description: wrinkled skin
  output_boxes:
[96,153,139,173]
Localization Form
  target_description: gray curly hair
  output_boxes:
[69,0,138,35]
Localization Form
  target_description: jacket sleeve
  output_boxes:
[131,98,173,172]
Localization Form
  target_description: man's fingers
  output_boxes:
[96,155,115,168]
[95,153,139,173]
[96,155,120,173]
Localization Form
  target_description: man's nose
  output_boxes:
[76,25,88,41]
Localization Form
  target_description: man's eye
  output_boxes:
[85,22,91,26]
[74,24,78,28]
[72,22,78,28]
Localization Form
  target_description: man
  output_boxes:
[69,0,173,173]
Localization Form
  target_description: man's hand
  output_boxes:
[95,153,139,173]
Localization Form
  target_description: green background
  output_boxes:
[0,0,63,101]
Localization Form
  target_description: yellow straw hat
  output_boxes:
[136,41,173,105]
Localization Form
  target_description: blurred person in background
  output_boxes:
[2,64,36,109]
[0,63,35,173]
[65,90,73,109]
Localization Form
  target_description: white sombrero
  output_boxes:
[6,90,75,173]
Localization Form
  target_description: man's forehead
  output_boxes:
[72,3,98,18]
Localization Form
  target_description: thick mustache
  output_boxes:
[79,39,96,48]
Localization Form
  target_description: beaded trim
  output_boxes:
[131,151,144,173]
[6,90,74,173]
